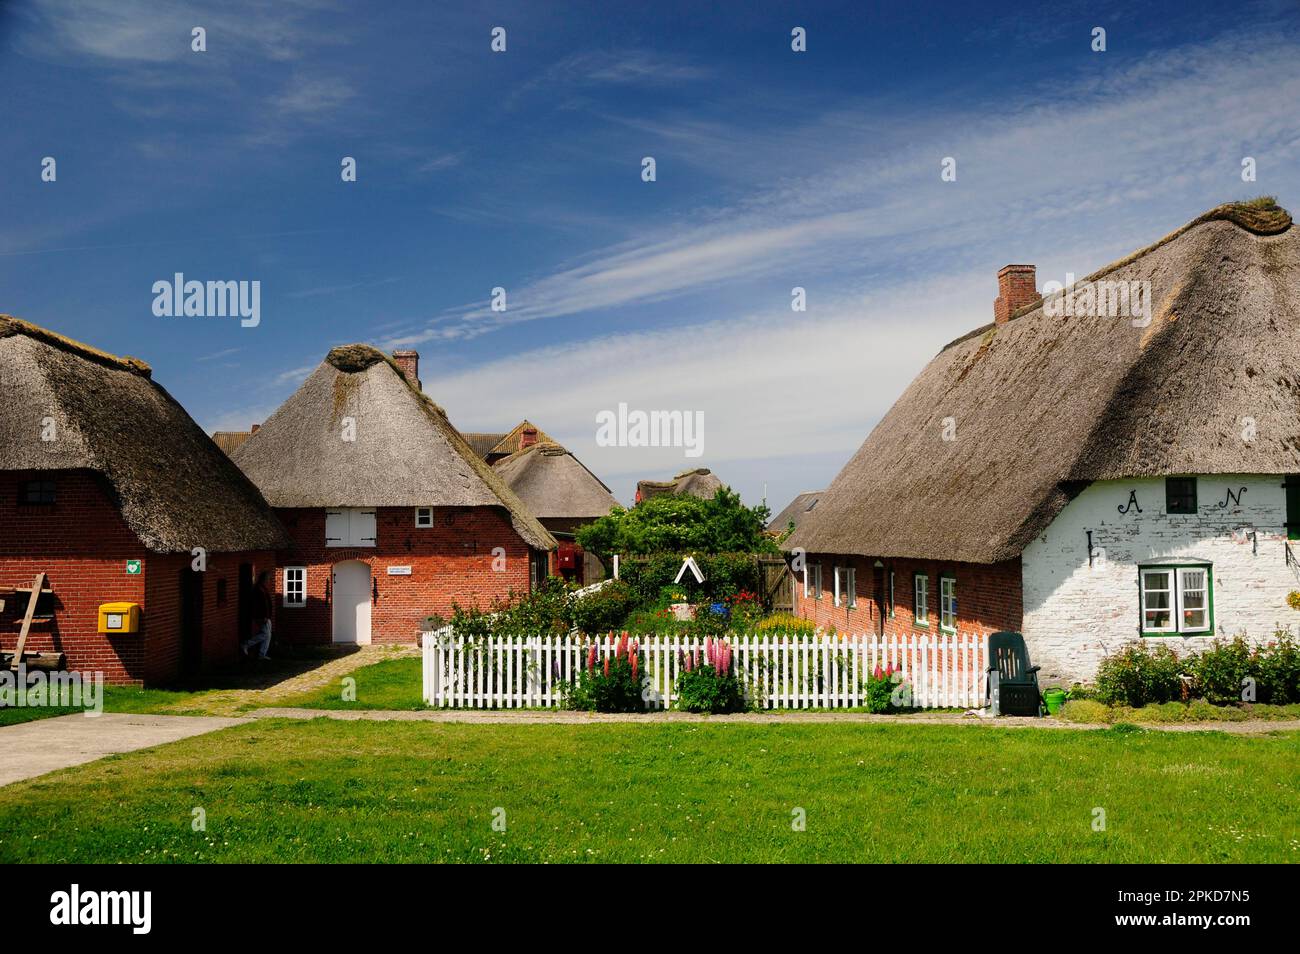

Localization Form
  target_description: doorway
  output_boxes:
[179,567,205,676]
[332,560,372,645]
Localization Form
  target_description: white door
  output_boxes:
[332,560,372,644]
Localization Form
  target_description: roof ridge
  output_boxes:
[938,199,1292,354]
[0,314,152,377]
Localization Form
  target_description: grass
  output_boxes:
[1060,698,1300,725]
[0,720,1295,863]
[0,686,222,726]
[276,657,425,710]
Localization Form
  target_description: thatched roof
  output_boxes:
[461,431,507,459]
[212,430,251,456]
[637,467,725,502]
[0,315,287,553]
[488,421,553,459]
[769,491,824,533]
[492,441,620,520]
[788,200,1300,564]
[232,345,554,550]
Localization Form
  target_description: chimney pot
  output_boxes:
[250,423,260,434]
[520,426,539,449]
[994,264,1040,324]
[392,349,420,389]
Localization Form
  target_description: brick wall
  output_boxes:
[273,505,534,645]
[0,468,274,685]
[792,552,1022,639]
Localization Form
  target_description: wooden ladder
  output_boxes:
[7,571,48,671]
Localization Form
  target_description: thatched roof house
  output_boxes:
[769,491,824,534]
[636,467,725,503]
[212,430,252,456]
[461,431,507,460]
[0,315,286,553]
[232,345,553,550]
[493,441,620,532]
[788,201,1298,565]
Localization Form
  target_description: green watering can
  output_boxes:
[1042,687,1067,715]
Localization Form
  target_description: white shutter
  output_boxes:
[325,508,347,546]
[355,508,377,546]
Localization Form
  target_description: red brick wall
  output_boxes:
[272,506,534,645]
[0,468,274,685]
[792,552,1022,638]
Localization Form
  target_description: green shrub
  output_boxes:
[1095,643,1185,707]
[570,580,636,635]
[1190,637,1254,705]
[1254,632,1300,704]
[1058,699,1111,724]
[674,665,746,713]
[576,488,777,558]
[618,552,766,606]
[562,637,645,713]
[449,577,575,640]
[863,664,903,714]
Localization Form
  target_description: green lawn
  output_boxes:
[0,720,1295,863]
[276,657,425,710]
[0,686,220,726]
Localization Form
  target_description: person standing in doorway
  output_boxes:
[241,570,274,660]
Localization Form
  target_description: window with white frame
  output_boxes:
[415,507,433,528]
[325,507,377,547]
[888,571,895,618]
[914,573,929,625]
[806,563,822,600]
[1140,564,1212,635]
[834,566,856,608]
[283,567,306,607]
[940,575,956,632]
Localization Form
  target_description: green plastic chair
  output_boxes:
[987,631,1042,716]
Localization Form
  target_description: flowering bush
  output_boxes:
[754,613,816,635]
[1095,643,1185,707]
[562,632,646,712]
[674,638,746,713]
[864,663,904,713]
[570,580,636,634]
[726,589,764,630]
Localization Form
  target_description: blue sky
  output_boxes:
[3,0,1299,512]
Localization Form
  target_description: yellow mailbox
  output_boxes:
[98,602,140,634]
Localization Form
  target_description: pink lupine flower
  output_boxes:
[603,657,610,678]
[587,644,597,671]
[631,652,638,681]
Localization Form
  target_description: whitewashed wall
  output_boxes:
[1021,475,1300,683]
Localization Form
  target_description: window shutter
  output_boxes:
[325,509,347,545]
[356,509,377,545]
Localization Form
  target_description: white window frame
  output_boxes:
[283,567,307,608]
[939,575,957,632]
[833,566,856,608]
[1177,567,1210,633]
[415,507,433,528]
[1139,567,1176,634]
[1139,564,1212,635]
[888,570,895,618]
[808,563,822,601]
[914,573,929,626]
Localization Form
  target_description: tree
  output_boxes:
[576,488,776,558]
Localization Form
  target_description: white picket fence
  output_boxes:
[422,631,988,711]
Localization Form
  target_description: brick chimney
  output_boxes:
[250,423,260,434]
[994,264,1040,324]
[520,425,539,449]
[392,350,420,389]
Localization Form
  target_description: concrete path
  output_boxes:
[250,707,1300,734]
[0,712,247,787]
